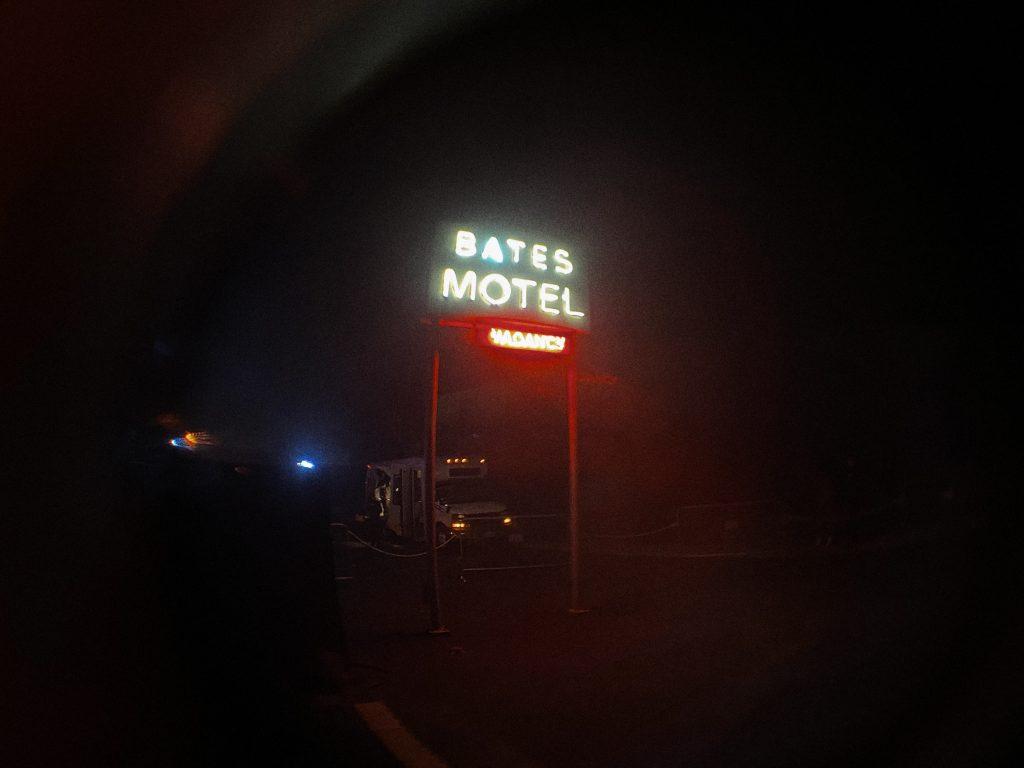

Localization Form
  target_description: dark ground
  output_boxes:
[333,526,1019,767]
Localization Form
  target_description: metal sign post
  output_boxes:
[425,334,448,634]
[567,354,587,614]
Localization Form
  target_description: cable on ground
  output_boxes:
[333,523,457,558]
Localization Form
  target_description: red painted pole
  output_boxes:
[567,354,585,614]
[426,340,448,634]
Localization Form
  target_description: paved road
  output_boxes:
[330,530,1016,766]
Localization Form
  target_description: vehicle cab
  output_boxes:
[363,455,517,541]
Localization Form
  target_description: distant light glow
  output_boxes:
[296,459,316,470]
[169,437,192,449]
[183,430,215,446]
[487,327,567,353]
[502,517,512,525]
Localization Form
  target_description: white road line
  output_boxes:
[354,701,449,768]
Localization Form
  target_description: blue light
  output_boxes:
[170,437,191,449]
[296,459,316,470]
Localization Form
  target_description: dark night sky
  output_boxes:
[4,1,1013,491]
[146,4,1016,503]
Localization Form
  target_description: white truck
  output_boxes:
[362,455,517,542]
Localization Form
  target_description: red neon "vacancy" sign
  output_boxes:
[486,326,568,353]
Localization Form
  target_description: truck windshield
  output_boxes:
[437,478,501,505]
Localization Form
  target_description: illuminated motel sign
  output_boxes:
[422,224,589,618]
[430,227,589,350]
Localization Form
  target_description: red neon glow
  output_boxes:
[487,326,567,353]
